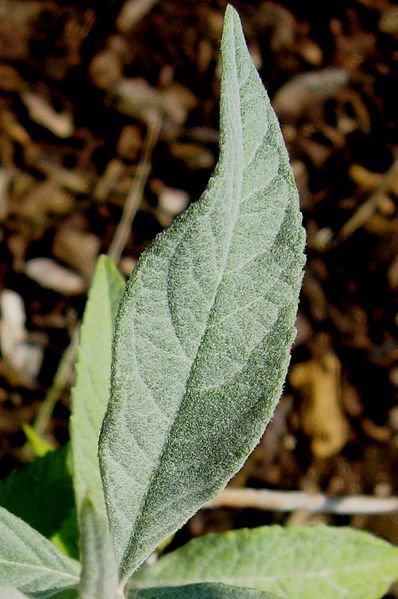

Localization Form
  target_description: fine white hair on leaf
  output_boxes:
[99,4,305,584]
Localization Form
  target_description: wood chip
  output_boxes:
[113,79,196,129]
[0,290,43,385]
[158,187,189,225]
[290,342,349,459]
[379,6,398,35]
[93,159,126,202]
[53,227,101,277]
[25,258,86,295]
[117,0,160,32]
[169,142,214,169]
[21,92,74,138]
[273,68,349,119]
[0,168,11,221]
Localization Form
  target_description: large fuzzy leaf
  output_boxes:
[99,5,305,583]
[130,583,281,599]
[71,255,125,516]
[131,525,398,599]
[0,507,80,598]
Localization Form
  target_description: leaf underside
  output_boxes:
[131,525,398,599]
[130,583,281,599]
[71,255,125,518]
[0,506,80,598]
[99,5,305,582]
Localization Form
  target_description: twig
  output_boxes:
[337,159,398,242]
[33,327,80,434]
[107,111,162,263]
[206,487,398,515]
[32,114,161,434]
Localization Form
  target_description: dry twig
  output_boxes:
[207,487,398,515]
[108,111,161,263]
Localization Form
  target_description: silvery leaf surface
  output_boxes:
[71,255,125,517]
[99,5,305,583]
[132,525,398,599]
[0,507,80,598]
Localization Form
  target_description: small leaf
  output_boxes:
[0,506,80,597]
[0,445,74,543]
[99,4,305,582]
[130,583,281,599]
[22,424,55,457]
[78,498,118,599]
[71,255,125,517]
[131,525,398,599]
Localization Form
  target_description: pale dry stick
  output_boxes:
[207,487,398,515]
[34,327,80,434]
[337,158,398,242]
[32,114,161,435]
[108,111,162,263]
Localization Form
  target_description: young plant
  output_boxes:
[0,6,397,599]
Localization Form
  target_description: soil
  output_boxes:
[0,0,397,595]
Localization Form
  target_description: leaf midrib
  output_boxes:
[0,556,78,582]
[119,19,244,579]
[137,556,398,589]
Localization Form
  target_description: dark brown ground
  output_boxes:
[0,0,397,595]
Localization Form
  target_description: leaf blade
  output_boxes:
[0,506,80,598]
[131,525,398,599]
[71,255,125,517]
[100,5,305,581]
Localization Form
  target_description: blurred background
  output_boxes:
[0,0,397,593]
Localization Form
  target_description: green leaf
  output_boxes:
[50,591,79,599]
[71,255,125,517]
[22,424,55,458]
[0,506,80,598]
[99,4,304,583]
[0,445,74,542]
[131,525,398,599]
[130,583,281,599]
[78,498,118,599]
[50,508,79,560]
